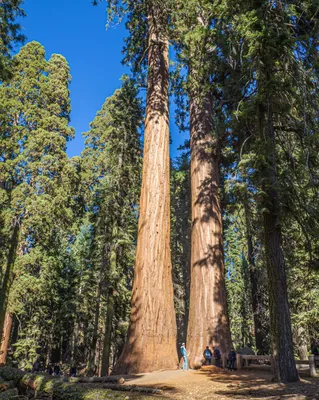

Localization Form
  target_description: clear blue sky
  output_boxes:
[20,0,187,158]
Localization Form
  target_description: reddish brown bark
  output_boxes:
[186,91,232,368]
[112,10,177,374]
[0,312,13,365]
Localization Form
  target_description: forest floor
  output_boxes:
[93,366,319,400]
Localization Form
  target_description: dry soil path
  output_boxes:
[120,366,319,400]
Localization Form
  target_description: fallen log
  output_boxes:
[0,367,138,399]
[0,367,25,383]
[103,383,163,394]
[70,376,125,384]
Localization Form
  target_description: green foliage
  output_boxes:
[0,0,25,80]
[1,0,319,374]
[0,41,76,367]
[171,153,191,344]
[76,76,143,371]
[224,212,253,349]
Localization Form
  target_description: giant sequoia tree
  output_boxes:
[102,0,178,374]
[1,0,319,383]
[81,77,143,375]
[173,0,232,367]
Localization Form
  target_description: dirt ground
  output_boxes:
[112,366,319,400]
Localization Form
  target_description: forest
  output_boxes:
[0,0,319,394]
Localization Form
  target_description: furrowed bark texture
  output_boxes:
[187,92,232,368]
[113,11,177,374]
[0,313,12,365]
[260,102,298,383]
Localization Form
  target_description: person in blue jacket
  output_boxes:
[180,343,189,370]
[203,346,213,365]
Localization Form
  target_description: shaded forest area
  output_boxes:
[1,0,319,386]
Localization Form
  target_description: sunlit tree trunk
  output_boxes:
[187,88,232,368]
[113,8,177,374]
[0,222,19,343]
[0,312,13,365]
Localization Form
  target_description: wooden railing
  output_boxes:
[235,354,318,377]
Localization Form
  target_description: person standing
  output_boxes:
[53,363,60,376]
[47,364,53,375]
[203,346,213,365]
[32,359,40,373]
[213,347,221,367]
[180,343,189,370]
[311,342,319,355]
[228,348,236,371]
[70,365,76,377]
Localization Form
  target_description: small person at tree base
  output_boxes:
[32,359,40,373]
[53,363,60,376]
[180,343,189,370]
[46,364,53,375]
[70,365,76,377]
[228,348,236,371]
[213,347,221,367]
[203,346,213,365]
[311,342,319,356]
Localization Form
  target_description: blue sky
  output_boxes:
[20,0,187,158]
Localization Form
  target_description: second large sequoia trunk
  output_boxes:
[186,90,232,368]
[113,8,177,374]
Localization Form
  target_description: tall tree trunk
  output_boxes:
[259,101,299,382]
[186,89,232,368]
[243,200,265,354]
[87,268,103,376]
[113,9,177,374]
[101,289,114,376]
[0,222,19,342]
[0,313,13,365]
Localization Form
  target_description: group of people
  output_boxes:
[32,360,76,377]
[180,343,237,371]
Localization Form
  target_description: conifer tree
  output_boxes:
[81,77,143,375]
[0,0,25,80]
[0,41,75,366]
[171,153,191,346]
[100,0,178,373]
[172,0,232,367]
[226,0,319,382]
